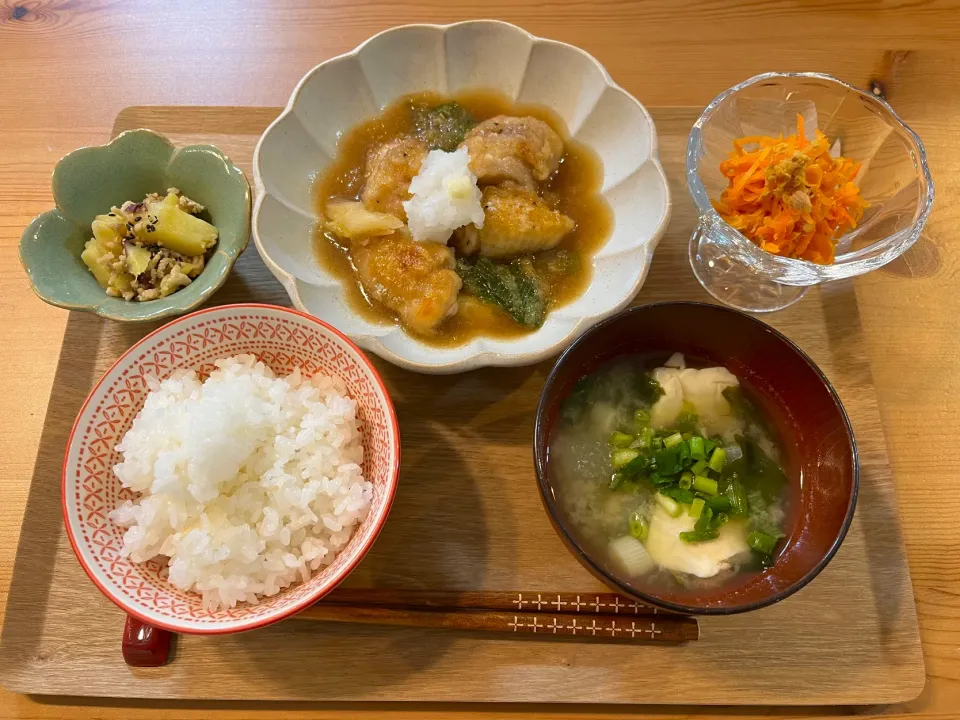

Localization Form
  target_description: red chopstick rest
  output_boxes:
[122,615,172,667]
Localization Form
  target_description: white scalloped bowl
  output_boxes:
[253,20,671,373]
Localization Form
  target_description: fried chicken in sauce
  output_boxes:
[460,115,564,190]
[313,90,611,345]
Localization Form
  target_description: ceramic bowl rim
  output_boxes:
[533,301,860,615]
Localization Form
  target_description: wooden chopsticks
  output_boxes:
[293,590,699,643]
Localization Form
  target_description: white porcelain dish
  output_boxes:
[253,20,671,373]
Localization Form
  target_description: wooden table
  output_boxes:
[1,1,957,717]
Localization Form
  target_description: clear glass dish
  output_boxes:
[686,72,934,312]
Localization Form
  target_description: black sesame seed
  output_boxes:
[135,216,142,221]
[146,225,156,232]
[126,223,133,230]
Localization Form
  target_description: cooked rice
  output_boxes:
[109,354,371,610]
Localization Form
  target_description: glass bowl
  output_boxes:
[686,72,934,312]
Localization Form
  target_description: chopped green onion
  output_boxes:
[678,471,693,489]
[747,530,782,556]
[633,426,655,450]
[681,432,693,441]
[726,476,749,516]
[609,431,635,448]
[663,432,684,449]
[693,475,719,496]
[650,471,675,486]
[689,497,706,519]
[703,438,719,455]
[678,440,691,467]
[654,493,682,517]
[712,512,729,528]
[705,495,732,514]
[708,446,727,473]
[691,458,709,475]
[609,473,626,490]
[620,453,651,476]
[653,447,682,475]
[633,409,650,429]
[612,448,640,470]
[680,506,721,543]
[680,529,718,542]
[696,506,713,531]
[660,486,695,505]
[689,436,706,460]
[629,512,649,541]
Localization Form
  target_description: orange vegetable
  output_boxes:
[712,114,869,264]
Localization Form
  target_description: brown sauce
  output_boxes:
[312,89,613,347]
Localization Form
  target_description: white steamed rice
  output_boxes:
[403,146,484,243]
[109,354,372,610]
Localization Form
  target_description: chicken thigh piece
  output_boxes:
[457,185,575,259]
[360,136,428,220]
[351,232,462,335]
[460,116,564,189]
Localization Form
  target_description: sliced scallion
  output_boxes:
[748,530,782,556]
[654,493,682,517]
[708,446,727,473]
[629,511,649,541]
[609,431,634,448]
[635,426,655,450]
[705,495,732,514]
[663,432,684,449]
[693,475,719,496]
[612,448,640,470]
[689,435,706,460]
[726,476,749,516]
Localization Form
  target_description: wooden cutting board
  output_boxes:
[0,105,924,705]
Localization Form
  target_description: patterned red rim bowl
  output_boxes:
[62,303,400,634]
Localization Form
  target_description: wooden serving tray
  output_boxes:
[0,105,924,705]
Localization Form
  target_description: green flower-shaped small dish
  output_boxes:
[19,129,250,322]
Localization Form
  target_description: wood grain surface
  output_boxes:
[1,1,958,718]
[0,104,923,707]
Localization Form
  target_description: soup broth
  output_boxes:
[549,353,793,591]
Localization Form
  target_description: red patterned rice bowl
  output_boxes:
[62,303,400,634]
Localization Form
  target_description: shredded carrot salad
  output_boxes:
[712,115,869,264]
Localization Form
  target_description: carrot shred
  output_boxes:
[713,114,869,264]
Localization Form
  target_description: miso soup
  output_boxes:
[549,353,792,591]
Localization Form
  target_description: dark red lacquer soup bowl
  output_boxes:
[533,302,858,615]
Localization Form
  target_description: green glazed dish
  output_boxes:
[19,129,250,322]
